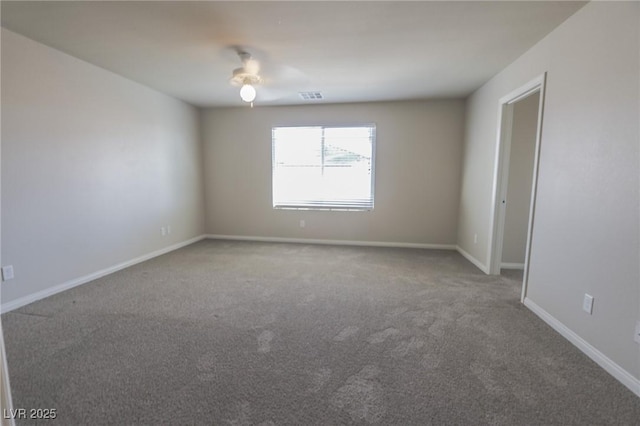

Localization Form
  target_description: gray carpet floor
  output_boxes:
[2,240,640,425]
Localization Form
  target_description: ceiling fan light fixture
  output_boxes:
[230,49,263,105]
[240,83,256,103]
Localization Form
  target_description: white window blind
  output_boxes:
[272,125,376,210]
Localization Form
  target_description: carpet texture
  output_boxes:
[2,240,639,425]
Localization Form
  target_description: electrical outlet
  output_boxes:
[582,294,594,315]
[474,233,478,244]
[299,219,306,228]
[634,321,640,344]
[161,227,166,236]
[167,225,171,235]
[2,265,14,281]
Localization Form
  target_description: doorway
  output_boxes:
[488,74,546,302]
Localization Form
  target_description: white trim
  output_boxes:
[520,75,547,303]
[205,234,456,250]
[488,73,546,305]
[524,297,640,398]
[501,262,525,270]
[501,75,547,107]
[455,245,490,274]
[0,235,207,314]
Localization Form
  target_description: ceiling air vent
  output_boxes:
[299,91,323,101]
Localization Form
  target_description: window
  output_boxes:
[272,125,376,210]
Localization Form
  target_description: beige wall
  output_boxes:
[502,92,538,266]
[201,100,465,245]
[458,2,639,380]
[1,29,205,308]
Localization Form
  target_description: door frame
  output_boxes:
[488,73,546,303]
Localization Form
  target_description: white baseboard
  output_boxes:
[205,234,456,250]
[501,262,525,270]
[524,297,640,397]
[0,235,207,314]
[456,245,490,274]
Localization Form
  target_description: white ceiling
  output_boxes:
[1,1,585,107]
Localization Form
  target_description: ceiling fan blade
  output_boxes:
[261,63,309,88]
[222,45,312,102]
[256,64,311,102]
[256,86,294,102]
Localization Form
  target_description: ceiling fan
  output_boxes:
[228,46,310,106]
[229,48,262,106]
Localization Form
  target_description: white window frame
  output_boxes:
[271,124,376,211]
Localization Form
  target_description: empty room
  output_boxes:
[1,1,639,425]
